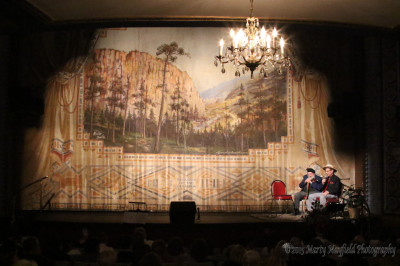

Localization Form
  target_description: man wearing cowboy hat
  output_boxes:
[306,164,341,211]
[293,167,323,215]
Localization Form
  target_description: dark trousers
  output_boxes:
[293,191,307,210]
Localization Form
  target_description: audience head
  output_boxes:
[242,249,261,265]
[135,227,147,239]
[228,244,246,264]
[151,239,167,257]
[167,236,184,256]
[97,250,117,265]
[270,240,289,259]
[132,230,146,246]
[352,235,366,244]
[138,252,162,266]
[190,238,209,262]
[12,259,38,266]
[22,237,41,256]
[289,236,303,247]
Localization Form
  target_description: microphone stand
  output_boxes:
[19,176,48,191]
[10,176,48,224]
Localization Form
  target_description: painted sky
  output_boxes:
[95,27,240,94]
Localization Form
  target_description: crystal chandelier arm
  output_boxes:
[215,55,229,64]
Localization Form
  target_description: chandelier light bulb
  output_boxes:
[238,29,245,47]
[273,28,278,37]
[272,28,277,48]
[260,27,266,47]
[233,33,239,49]
[219,39,224,56]
[266,34,271,49]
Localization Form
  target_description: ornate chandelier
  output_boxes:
[215,0,290,79]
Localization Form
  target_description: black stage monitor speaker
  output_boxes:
[169,201,196,225]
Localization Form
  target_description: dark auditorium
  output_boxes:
[1,0,400,265]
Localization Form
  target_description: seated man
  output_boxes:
[293,167,323,215]
[306,164,341,211]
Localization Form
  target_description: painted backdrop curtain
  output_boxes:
[21,28,355,211]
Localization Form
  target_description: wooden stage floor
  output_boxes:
[28,210,316,224]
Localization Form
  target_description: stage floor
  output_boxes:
[28,210,311,224]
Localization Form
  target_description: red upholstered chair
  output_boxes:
[326,197,339,204]
[270,180,293,213]
[326,182,344,204]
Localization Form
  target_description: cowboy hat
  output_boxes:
[323,164,337,172]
